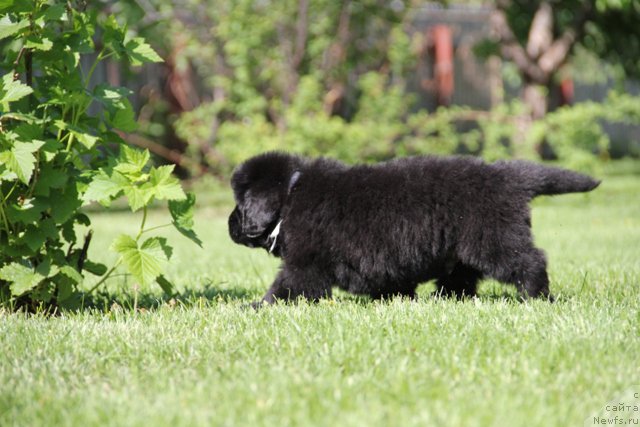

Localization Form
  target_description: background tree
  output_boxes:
[94,0,640,174]
[488,0,640,119]
[136,0,412,172]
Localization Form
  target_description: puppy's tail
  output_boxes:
[494,160,601,197]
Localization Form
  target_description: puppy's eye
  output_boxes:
[234,187,249,203]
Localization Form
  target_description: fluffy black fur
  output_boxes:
[228,152,600,304]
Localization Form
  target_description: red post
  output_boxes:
[431,25,454,106]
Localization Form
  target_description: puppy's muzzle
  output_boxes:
[228,207,246,242]
[228,206,264,247]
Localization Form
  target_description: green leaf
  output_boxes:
[49,185,82,223]
[0,0,30,13]
[156,275,175,296]
[40,139,63,154]
[56,280,73,302]
[0,112,38,123]
[0,15,29,41]
[61,220,76,244]
[51,120,99,151]
[145,236,173,261]
[169,193,203,247]
[14,122,43,141]
[58,265,83,284]
[0,140,45,184]
[114,146,149,175]
[0,0,15,12]
[93,84,133,110]
[42,4,65,21]
[21,218,58,252]
[124,37,163,66]
[82,171,127,204]
[0,168,17,181]
[76,213,91,226]
[0,262,45,296]
[102,15,126,56]
[65,11,94,54]
[53,265,82,304]
[83,260,108,276]
[111,234,134,253]
[33,163,68,196]
[0,73,33,110]
[6,197,48,224]
[94,85,138,133]
[149,165,186,201]
[111,235,169,285]
[25,36,53,51]
[123,182,154,212]
[109,99,137,132]
[31,281,54,302]
[0,241,32,258]
[70,130,99,149]
[35,257,58,278]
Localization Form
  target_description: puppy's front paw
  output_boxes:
[242,300,268,310]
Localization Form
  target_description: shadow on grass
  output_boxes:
[6,282,550,315]
[325,286,525,306]
[86,285,538,312]
[84,282,256,312]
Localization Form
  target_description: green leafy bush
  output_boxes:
[150,0,640,174]
[0,0,199,310]
[196,73,412,173]
[179,67,640,174]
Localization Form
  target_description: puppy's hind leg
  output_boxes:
[436,263,482,299]
[516,248,553,301]
[256,265,332,306]
[486,247,554,301]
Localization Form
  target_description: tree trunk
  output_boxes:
[491,1,591,120]
[522,81,548,120]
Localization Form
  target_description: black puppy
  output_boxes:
[228,152,599,304]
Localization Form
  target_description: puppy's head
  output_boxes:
[228,152,301,254]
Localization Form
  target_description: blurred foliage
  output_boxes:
[141,0,419,173]
[503,0,640,79]
[13,0,637,180]
[182,71,640,174]
[144,0,637,175]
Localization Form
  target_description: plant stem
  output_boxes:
[0,203,10,236]
[25,50,32,87]
[84,50,115,89]
[65,132,75,152]
[88,204,149,295]
[136,206,148,241]
[12,47,27,73]
[85,258,122,295]
[141,223,172,234]
[84,49,105,88]
[0,187,14,235]
[133,285,139,313]
[3,182,17,203]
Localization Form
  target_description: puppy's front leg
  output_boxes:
[257,265,332,306]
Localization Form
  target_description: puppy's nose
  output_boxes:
[228,207,244,241]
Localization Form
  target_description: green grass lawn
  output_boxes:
[1,167,639,427]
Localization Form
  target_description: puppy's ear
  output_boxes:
[240,189,280,237]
